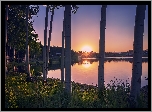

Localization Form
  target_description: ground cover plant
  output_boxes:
[5,73,148,108]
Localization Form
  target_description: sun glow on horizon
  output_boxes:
[81,45,92,52]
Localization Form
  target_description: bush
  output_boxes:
[5,75,148,108]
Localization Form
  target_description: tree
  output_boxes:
[26,5,30,78]
[46,9,54,76]
[5,5,9,77]
[29,38,42,59]
[61,10,65,83]
[41,5,79,82]
[48,5,79,14]
[65,5,71,94]
[130,5,146,108]
[36,41,43,60]
[7,5,41,68]
[6,5,41,79]
[98,5,107,92]
[43,5,49,82]
[7,5,40,51]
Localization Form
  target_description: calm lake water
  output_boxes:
[47,57,148,87]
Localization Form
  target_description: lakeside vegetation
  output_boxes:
[5,73,148,108]
[4,5,148,109]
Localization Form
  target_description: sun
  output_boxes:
[81,45,92,52]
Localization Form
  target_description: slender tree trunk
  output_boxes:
[26,5,31,77]
[65,5,71,94]
[5,5,8,77]
[46,10,54,77]
[98,5,107,91]
[17,50,20,63]
[13,48,16,72]
[61,10,65,83]
[61,30,64,83]
[43,31,46,81]
[24,53,26,63]
[43,5,48,81]
[43,46,45,79]
[6,44,9,64]
[130,5,146,107]
[46,39,49,76]
[46,45,48,75]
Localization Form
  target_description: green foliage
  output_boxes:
[30,64,43,76]
[6,5,79,59]
[5,75,148,108]
[48,5,79,14]
[7,5,41,58]
[6,61,43,77]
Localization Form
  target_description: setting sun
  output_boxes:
[81,45,92,52]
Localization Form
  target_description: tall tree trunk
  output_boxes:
[43,5,48,81]
[46,10,54,77]
[5,5,9,77]
[98,5,107,91]
[61,10,65,83]
[65,5,71,94]
[130,5,146,107]
[26,5,31,77]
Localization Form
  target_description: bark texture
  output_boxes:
[65,5,71,93]
[61,10,65,83]
[43,6,49,81]
[130,5,146,107]
[98,5,107,91]
[46,10,54,78]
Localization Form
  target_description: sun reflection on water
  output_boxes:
[82,60,91,68]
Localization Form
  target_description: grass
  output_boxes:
[5,73,148,108]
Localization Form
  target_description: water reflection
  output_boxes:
[46,57,148,71]
[9,58,148,86]
[11,57,148,73]
[12,57,148,88]
[104,57,148,63]
[47,58,148,87]
[82,60,91,68]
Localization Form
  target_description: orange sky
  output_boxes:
[33,5,148,53]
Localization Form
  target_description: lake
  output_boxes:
[47,57,148,87]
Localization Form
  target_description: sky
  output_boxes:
[32,5,148,53]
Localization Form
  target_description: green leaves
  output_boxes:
[7,5,40,52]
[47,5,79,14]
[5,74,147,108]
